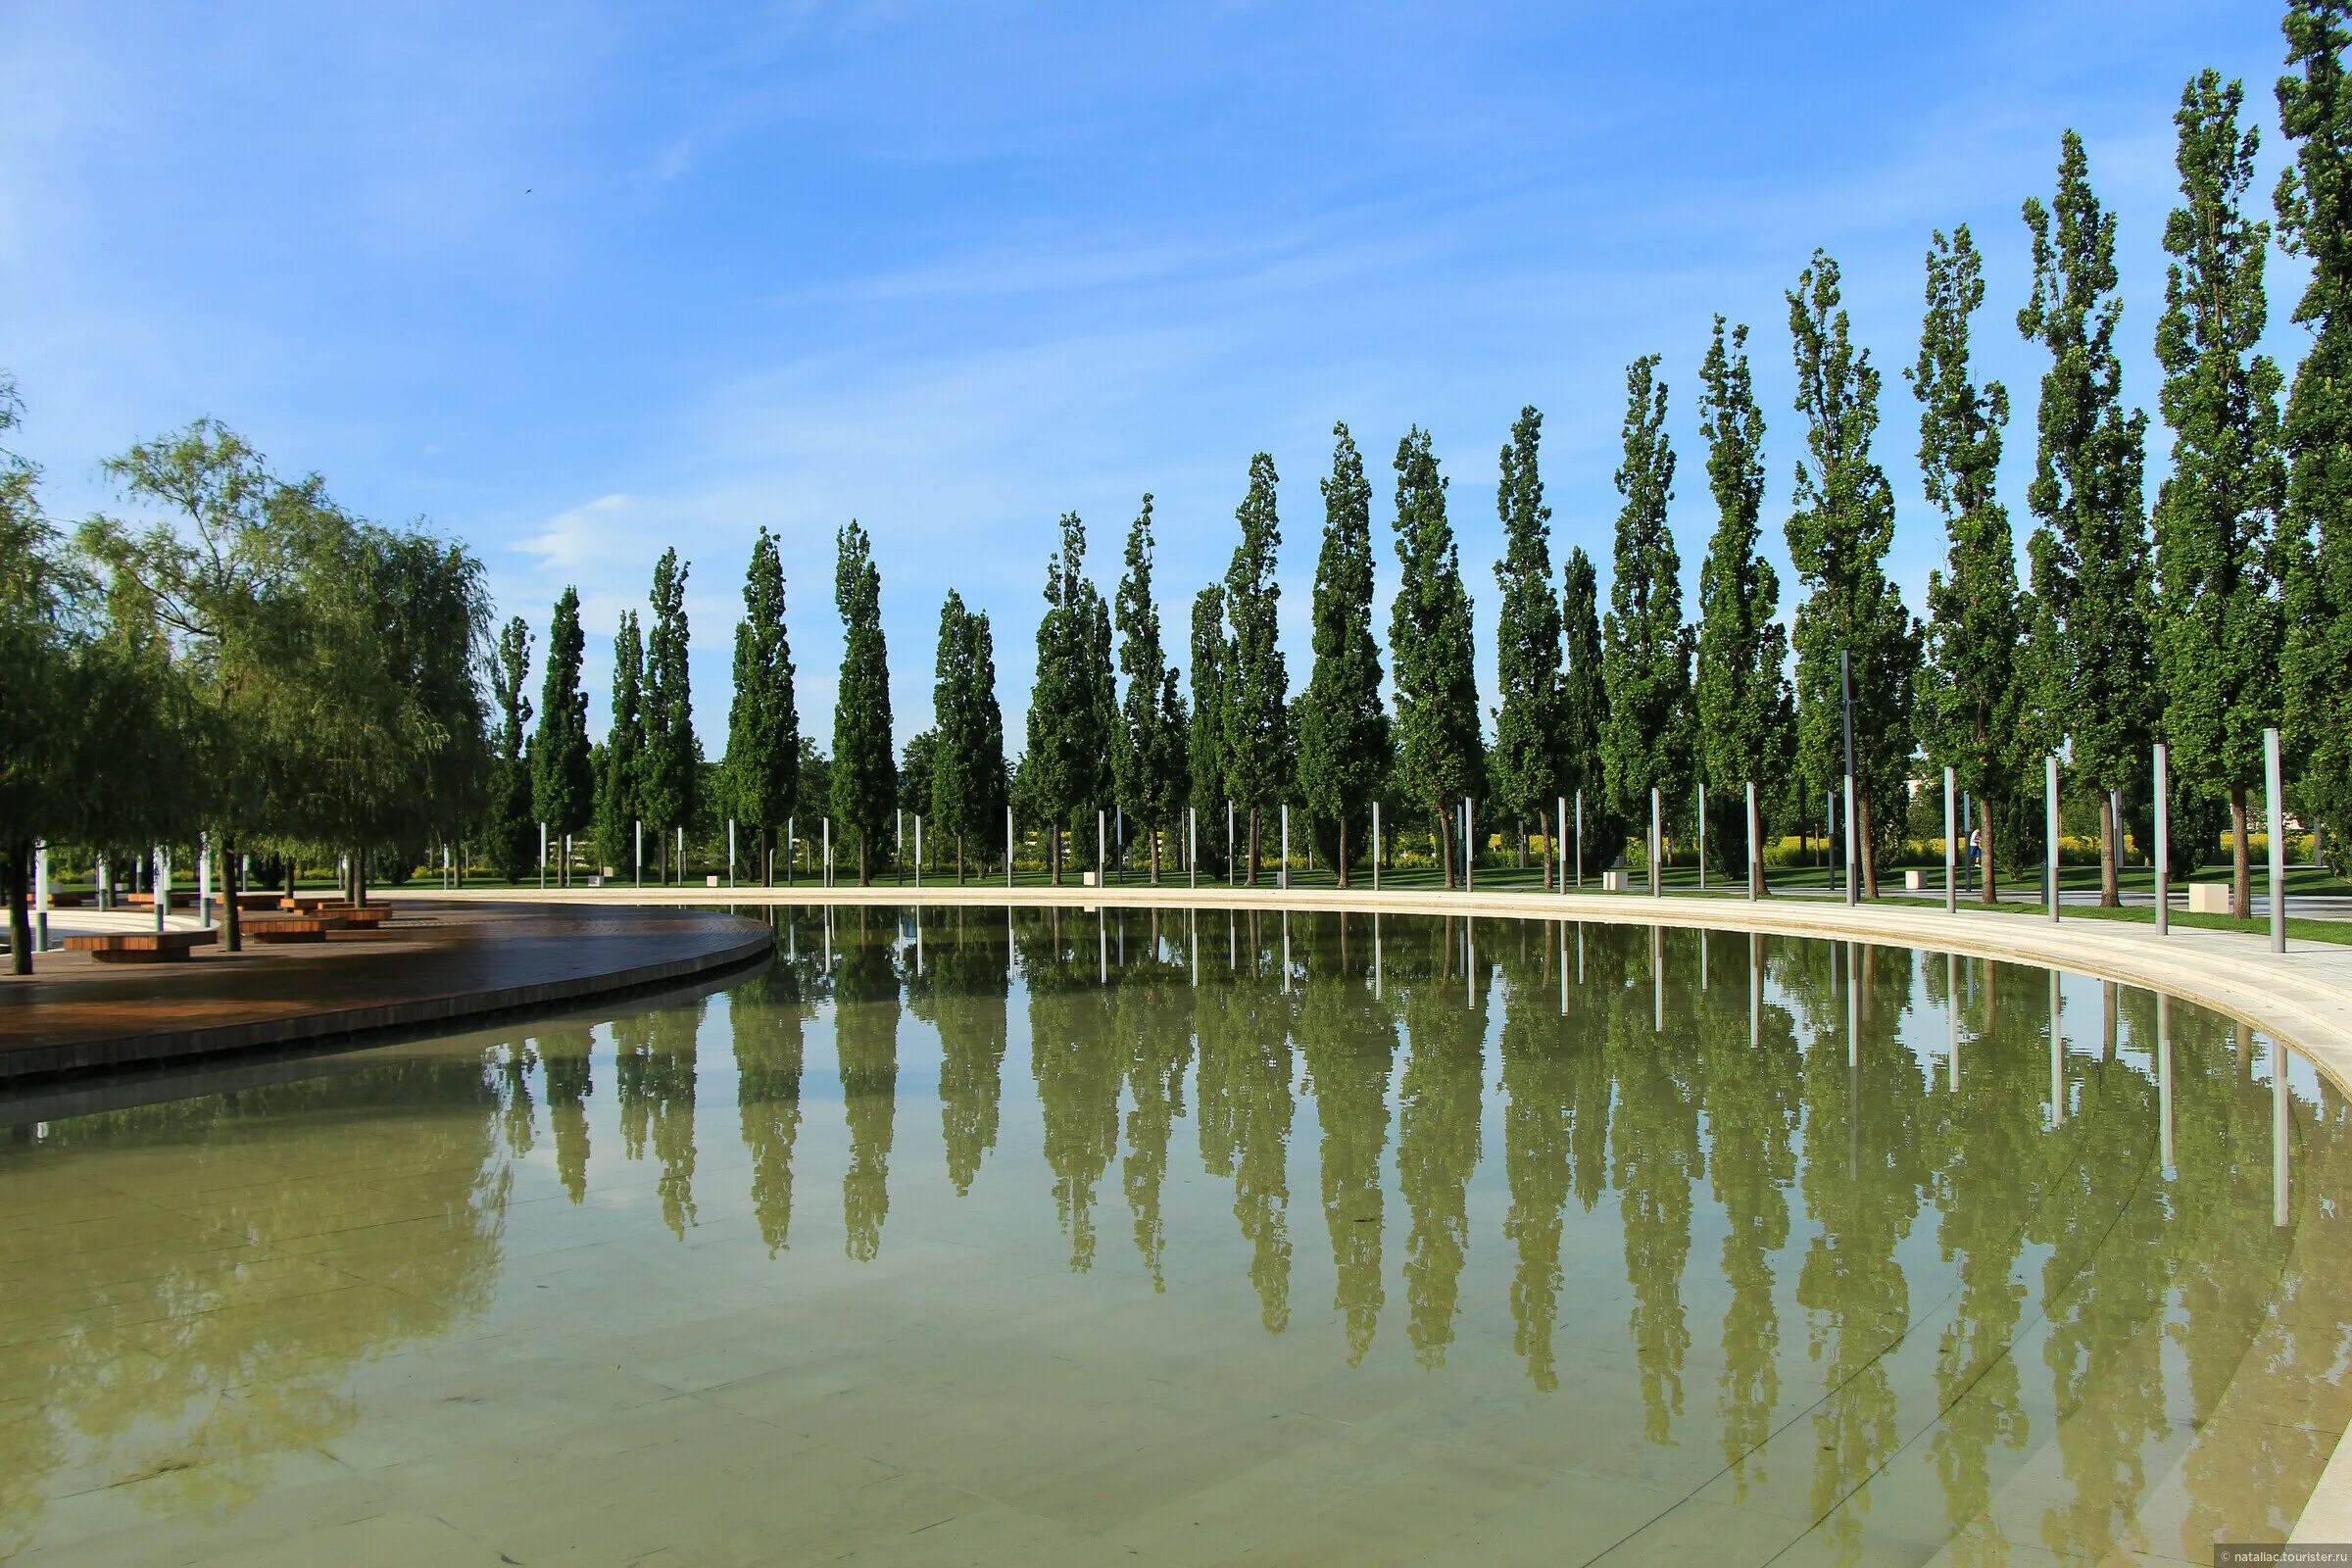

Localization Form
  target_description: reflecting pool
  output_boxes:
[3,906,2347,1565]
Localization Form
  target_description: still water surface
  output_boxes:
[2,906,2347,1566]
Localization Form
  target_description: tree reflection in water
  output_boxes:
[4,905,2348,1563]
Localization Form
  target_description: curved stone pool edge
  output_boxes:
[376,884,2352,1544]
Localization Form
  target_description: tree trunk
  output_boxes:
[1538,807,1552,890]
[957,835,966,884]
[1150,826,1161,885]
[1516,819,1526,871]
[1248,809,1260,887]
[1979,798,1998,906]
[2107,799,2126,906]
[1435,808,1454,890]
[1336,814,1351,891]
[2231,785,2251,919]
[4,841,30,976]
[1748,793,1767,898]
[1856,787,1881,899]
[2099,794,2120,908]
[223,835,242,953]
[858,831,871,887]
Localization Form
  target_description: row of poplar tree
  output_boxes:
[506,11,2352,913]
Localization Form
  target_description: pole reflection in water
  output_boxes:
[0,906,2339,1567]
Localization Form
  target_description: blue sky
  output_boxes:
[0,2,2309,757]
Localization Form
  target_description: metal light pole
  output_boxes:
[1840,650,1857,906]
[2267,726,2286,954]
[1464,797,1475,892]
[1372,801,1382,892]
[1943,766,1957,914]
[914,815,923,889]
[1189,807,1198,890]
[2153,744,2170,936]
[634,820,642,890]
[1575,788,1584,889]
[1747,780,1760,902]
[727,819,736,889]
[2045,755,2060,924]
[1280,804,1291,890]
[1696,780,1706,893]
[1649,787,1662,898]
[1006,807,1014,889]
[1557,794,1568,898]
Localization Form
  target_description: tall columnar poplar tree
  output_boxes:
[1599,356,1693,856]
[2155,72,2287,919]
[723,526,799,885]
[485,614,536,881]
[531,586,594,883]
[1387,426,1482,887]
[640,548,697,882]
[1222,454,1290,883]
[1024,513,1110,882]
[1114,496,1187,880]
[1489,406,1566,886]
[1694,319,1792,893]
[597,610,645,875]
[1911,226,2027,905]
[1296,421,1390,888]
[1558,545,1611,858]
[830,520,895,884]
[931,591,1007,880]
[2020,131,2153,906]
[2280,1,2352,872]
[1188,585,1229,870]
[1787,252,1918,898]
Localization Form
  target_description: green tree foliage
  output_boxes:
[1910,227,2027,904]
[1297,421,1391,888]
[2020,132,2154,905]
[1556,548,1611,858]
[1113,496,1188,881]
[830,520,896,884]
[79,417,285,945]
[1188,585,1229,869]
[531,587,595,879]
[1489,408,1566,886]
[598,611,645,874]
[485,615,536,880]
[0,385,183,968]
[1024,513,1113,882]
[722,527,799,884]
[2154,72,2288,918]
[1694,320,1793,889]
[1786,254,1919,896]
[1387,427,1482,887]
[1222,455,1290,882]
[930,591,1008,880]
[2279,1,2352,872]
[640,548,698,880]
[1600,357,1694,849]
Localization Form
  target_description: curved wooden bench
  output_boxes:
[242,917,336,945]
[63,930,220,963]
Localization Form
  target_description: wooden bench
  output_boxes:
[242,916,337,944]
[213,892,280,912]
[326,906,391,930]
[123,892,197,910]
[63,930,220,963]
[279,896,337,913]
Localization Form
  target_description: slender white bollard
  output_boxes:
[1943,766,1957,914]
[2045,756,2060,924]
[2267,727,2286,954]
[2154,744,2169,935]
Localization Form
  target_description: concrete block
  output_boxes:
[1081,871,1099,888]
[2186,882,2234,916]
[706,875,720,888]
[1903,869,1928,891]
[1601,870,1630,893]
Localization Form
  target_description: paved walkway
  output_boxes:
[0,902,772,1080]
